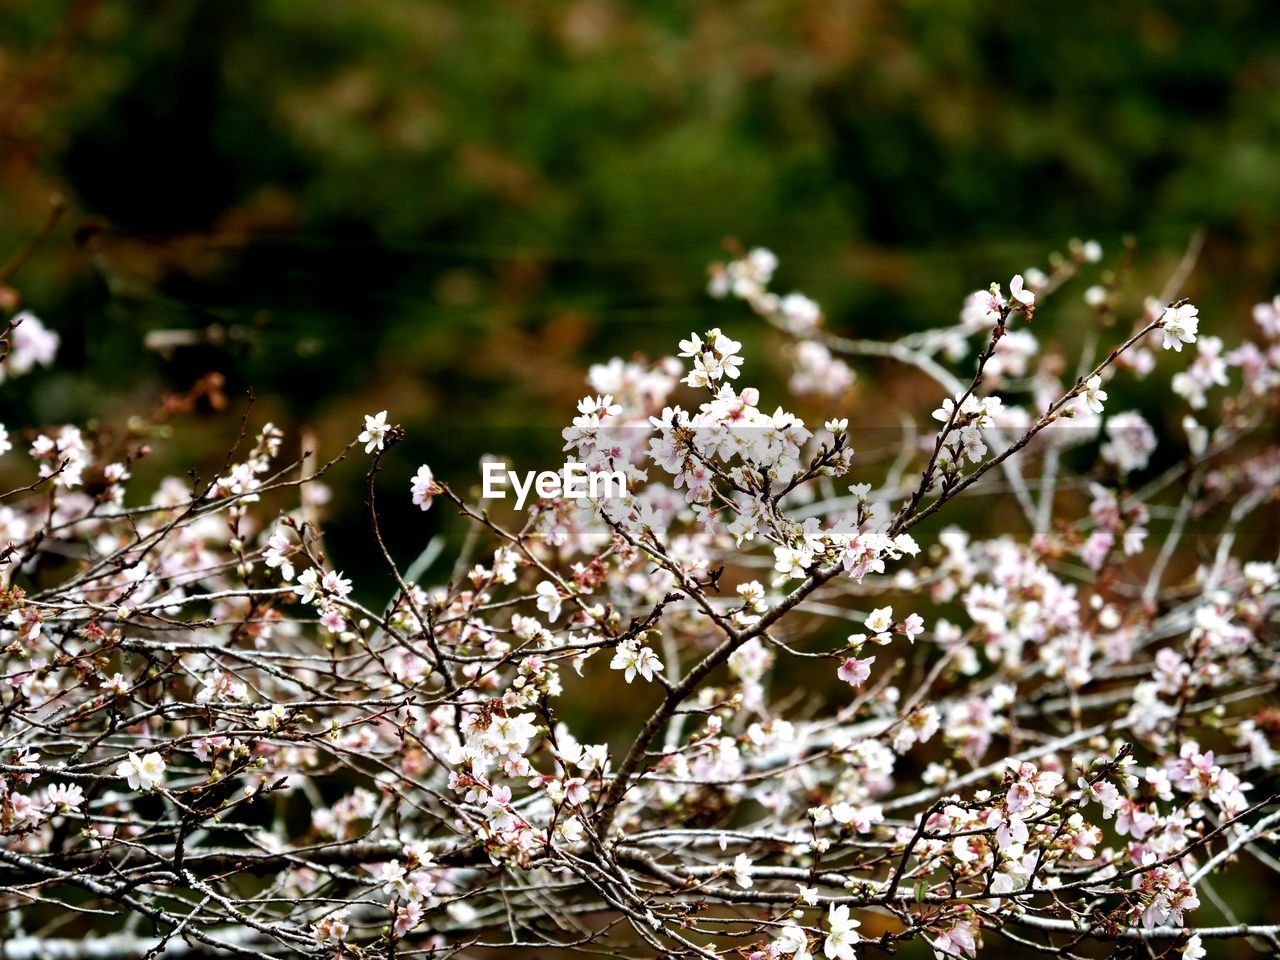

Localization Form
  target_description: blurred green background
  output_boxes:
[3,0,1280,587]
[3,2,1280,950]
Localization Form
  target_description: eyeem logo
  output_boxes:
[482,462,627,510]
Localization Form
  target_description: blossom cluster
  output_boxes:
[0,241,1277,960]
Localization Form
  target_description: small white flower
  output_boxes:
[294,568,321,604]
[1009,274,1035,307]
[321,570,352,598]
[535,581,563,622]
[115,752,166,791]
[103,673,130,696]
[774,922,811,957]
[677,332,703,358]
[1082,375,1108,414]
[1159,303,1199,352]
[1101,411,1156,474]
[748,247,778,280]
[45,782,84,812]
[824,903,861,960]
[556,815,584,844]
[780,292,822,331]
[864,606,893,634]
[358,410,391,453]
[255,704,288,730]
[609,639,664,683]
[732,852,753,889]
[411,464,437,511]
[263,529,295,581]
[312,908,350,944]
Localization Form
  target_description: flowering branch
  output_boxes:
[0,239,1277,960]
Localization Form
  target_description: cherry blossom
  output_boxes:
[837,655,874,687]
[263,528,295,580]
[1009,273,1035,308]
[1101,411,1156,474]
[932,920,978,958]
[1,311,59,381]
[610,639,664,683]
[535,580,563,621]
[410,463,438,510]
[358,409,391,453]
[773,923,812,959]
[44,783,84,812]
[114,752,166,791]
[1160,302,1200,351]
[824,904,861,960]
[1082,374,1108,413]
[1,244,1276,959]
